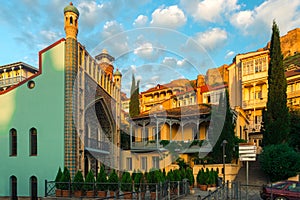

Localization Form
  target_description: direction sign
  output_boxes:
[239,143,257,161]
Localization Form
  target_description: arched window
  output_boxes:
[30,128,37,156]
[30,176,38,200]
[10,176,17,200]
[10,129,17,156]
[70,16,73,25]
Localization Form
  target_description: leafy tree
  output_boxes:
[129,74,140,118]
[211,89,235,163]
[263,21,290,145]
[259,143,300,182]
[288,109,300,151]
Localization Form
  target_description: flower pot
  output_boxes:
[74,190,83,197]
[199,184,208,191]
[150,192,156,200]
[109,191,119,198]
[61,189,70,197]
[123,192,132,199]
[86,190,94,197]
[55,189,62,197]
[97,191,107,197]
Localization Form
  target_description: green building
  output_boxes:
[0,3,121,199]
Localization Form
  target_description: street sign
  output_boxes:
[239,143,257,161]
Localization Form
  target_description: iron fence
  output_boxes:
[45,179,190,199]
[200,181,263,200]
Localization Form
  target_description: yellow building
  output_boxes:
[0,62,38,92]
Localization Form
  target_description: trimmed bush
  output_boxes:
[96,165,108,191]
[73,170,84,191]
[121,171,132,192]
[108,170,119,192]
[84,170,95,191]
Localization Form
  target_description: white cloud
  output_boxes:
[99,21,129,57]
[150,5,187,29]
[134,42,153,57]
[225,51,235,59]
[180,0,240,23]
[230,0,300,35]
[193,28,228,51]
[133,15,148,27]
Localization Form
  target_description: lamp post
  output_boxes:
[222,140,228,185]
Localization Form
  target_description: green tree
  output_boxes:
[96,165,108,191]
[211,90,235,163]
[259,143,300,182]
[263,21,290,146]
[129,74,140,118]
[288,109,300,151]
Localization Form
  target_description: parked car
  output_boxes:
[260,180,300,200]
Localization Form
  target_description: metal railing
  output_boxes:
[200,181,263,200]
[45,179,190,200]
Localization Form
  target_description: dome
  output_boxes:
[64,2,79,16]
[114,69,122,76]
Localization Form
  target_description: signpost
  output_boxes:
[239,143,257,200]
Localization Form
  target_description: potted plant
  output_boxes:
[108,170,119,197]
[84,170,95,197]
[133,171,142,193]
[198,169,208,191]
[96,165,108,197]
[186,168,194,189]
[60,167,71,197]
[54,167,62,197]
[121,171,133,199]
[72,170,84,197]
[173,169,181,195]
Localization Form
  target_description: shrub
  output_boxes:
[55,167,62,189]
[60,167,71,190]
[259,144,300,182]
[133,171,142,192]
[121,171,132,192]
[186,168,194,187]
[84,170,95,191]
[96,165,107,191]
[108,170,119,192]
[72,170,84,191]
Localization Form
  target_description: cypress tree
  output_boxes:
[263,21,290,146]
[211,89,235,163]
[129,74,140,118]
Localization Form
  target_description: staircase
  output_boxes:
[234,159,269,185]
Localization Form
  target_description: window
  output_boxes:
[126,157,132,171]
[30,128,37,156]
[141,157,147,171]
[10,176,17,200]
[152,156,159,169]
[30,176,38,200]
[10,129,17,156]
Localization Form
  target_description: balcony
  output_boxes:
[248,124,261,133]
[287,90,300,99]
[0,76,27,88]
[131,140,163,151]
[85,138,110,153]
[242,98,267,109]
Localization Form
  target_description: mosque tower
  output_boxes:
[63,2,79,176]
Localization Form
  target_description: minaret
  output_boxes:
[63,2,79,177]
[95,49,115,80]
[113,69,122,88]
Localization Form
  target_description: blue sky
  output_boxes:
[1,0,300,95]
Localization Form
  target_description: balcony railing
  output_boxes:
[85,138,110,152]
[0,76,27,88]
[287,90,300,99]
[132,140,162,150]
[242,98,267,109]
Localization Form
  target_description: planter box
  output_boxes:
[74,190,83,197]
[97,191,107,198]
